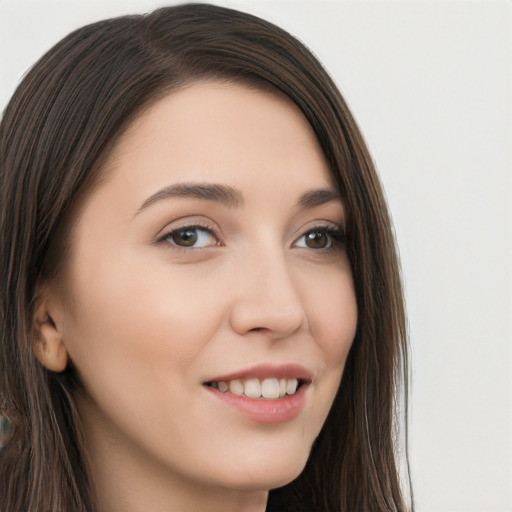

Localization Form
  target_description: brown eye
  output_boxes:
[304,230,330,249]
[163,226,217,248]
[294,227,346,251]
[171,228,198,246]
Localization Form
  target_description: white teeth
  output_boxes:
[279,378,287,398]
[229,379,244,396]
[286,378,298,395]
[244,378,262,398]
[261,378,280,399]
[211,377,302,399]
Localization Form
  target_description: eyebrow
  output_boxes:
[137,182,244,212]
[298,188,341,208]
[136,181,341,213]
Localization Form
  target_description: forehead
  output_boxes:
[101,81,333,192]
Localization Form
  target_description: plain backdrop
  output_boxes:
[1,1,510,511]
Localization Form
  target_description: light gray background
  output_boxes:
[1,1,510,511]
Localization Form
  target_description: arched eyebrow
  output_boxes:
[137,182,244,213]
[136,182,341,214]
[298,188,341,208]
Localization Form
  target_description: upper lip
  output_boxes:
[205,363,314,384]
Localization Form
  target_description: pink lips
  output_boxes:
[204,364,312,424]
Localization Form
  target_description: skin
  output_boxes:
[40,82,358,512]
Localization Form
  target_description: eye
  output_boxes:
[294,227,346,250]
[160,225,218,248]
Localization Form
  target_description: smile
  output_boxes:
[205,377,303,399]
[203,364,312,423]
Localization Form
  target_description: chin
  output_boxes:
[209,448,310,492]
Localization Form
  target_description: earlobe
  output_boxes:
[32,294,69,373]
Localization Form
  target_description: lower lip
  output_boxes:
[205,385,308,424]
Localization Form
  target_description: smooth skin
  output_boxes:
[35,83,358,512]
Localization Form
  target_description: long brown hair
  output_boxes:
[0,4,411,511]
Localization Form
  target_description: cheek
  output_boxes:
[302,265,357,368]
[297,262,357,425]
[59,258,220,406]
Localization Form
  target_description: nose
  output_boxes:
[228,249,307,339]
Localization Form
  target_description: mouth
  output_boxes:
[203,365,312,423]
[203,364,313,400]
[204,377,308,399]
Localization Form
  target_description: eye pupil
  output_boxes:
[172,228,198,247]
[305,231,329,249]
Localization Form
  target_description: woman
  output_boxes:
[0,4,411,511]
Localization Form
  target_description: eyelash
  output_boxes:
[157,223,347,253]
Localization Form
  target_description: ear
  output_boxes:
[32,285,69,373]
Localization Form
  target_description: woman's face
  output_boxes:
[49,82,357,506]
